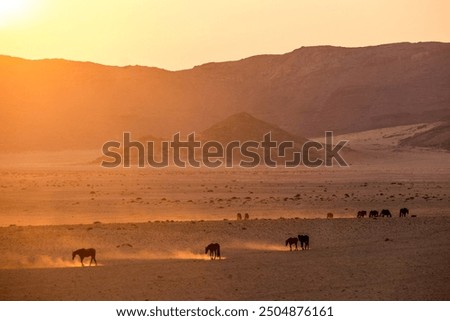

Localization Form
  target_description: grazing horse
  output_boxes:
[285,237,298,251]
[205,243,221,260]
[380,209,392,217]
[369,210,379,218]
[298,235,310,250]
[327,213,333,219]
[399,208,409,217]
[72,248,97,267]
[357,210,367,218]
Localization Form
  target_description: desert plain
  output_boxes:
[0,124,449,300]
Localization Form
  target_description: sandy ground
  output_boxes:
[0,217,449,300]
[0,123,449,300]
[0,123,449,226]
[0,161,449,226]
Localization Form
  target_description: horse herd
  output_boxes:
[285,234,310,251]
[72,237,309,266]
[71,207,412,266]
[356,207,410,218]
[71,245,223,266]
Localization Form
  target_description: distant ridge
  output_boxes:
[1,42,450,152]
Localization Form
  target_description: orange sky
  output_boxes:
[0,0,449,70]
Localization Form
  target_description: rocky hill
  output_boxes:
[1,42,449,152]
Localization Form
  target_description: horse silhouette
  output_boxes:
[205,243,221,260]
[327,213,333,219]
[381,209,392,217]
[72,248,97,267]
[298,235,310,250]
[236,213,242,220]
[399,208,409,217]
[369,210,379,218]
[357,210,367,218]
[285,237,298,251]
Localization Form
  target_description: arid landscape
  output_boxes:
[1,8,450,321]
[1,216,449,300]
[0,119,449,300]
[1,41,450,301]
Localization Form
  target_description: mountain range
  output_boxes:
[1,42,449,152]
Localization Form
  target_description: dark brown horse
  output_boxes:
[381,209,392,217]
[298,235,310,250]
[399,208,409,217]
[285,237,298,251]
[205,243,221,260]
[369,210,379,218]
[357,210,367,218]
[72,248,97,267]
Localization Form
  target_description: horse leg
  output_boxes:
[80,257,85,267]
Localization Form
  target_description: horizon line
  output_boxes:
[1,40,448,72]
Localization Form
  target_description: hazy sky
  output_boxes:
[0,0,449,70]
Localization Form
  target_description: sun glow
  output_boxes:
[0,0,33,28]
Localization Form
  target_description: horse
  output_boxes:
[298,235,310,250]
[205,243,221,260]
[357,210,367,218]
[369,210,379,218]
[380,209,392,217]
[72,248,97,267]
[399,208,409,217]
[285,237,298,251]
[327,213,333,219]
[236,213,242,220]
